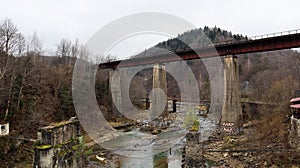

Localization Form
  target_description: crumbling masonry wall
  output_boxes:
[33,120,82,168]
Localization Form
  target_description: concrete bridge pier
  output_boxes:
[151,63,168,120]
[145,94,150,110]
[172,99,177,112]
[109,69,122,117]
[221,55,243,135]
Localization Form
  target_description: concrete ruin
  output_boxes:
[221,55,243,135]
[33,120,82,168]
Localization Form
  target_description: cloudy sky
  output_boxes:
[1,0,299,57]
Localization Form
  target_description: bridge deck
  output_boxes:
[99,31,300,69]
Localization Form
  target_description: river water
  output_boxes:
[116,129,184,168]
[87,106,218,168]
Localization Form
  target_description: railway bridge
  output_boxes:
[99,29,300,134]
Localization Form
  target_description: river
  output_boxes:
[86,107,218,168]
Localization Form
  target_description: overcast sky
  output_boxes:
[1,0,300,57]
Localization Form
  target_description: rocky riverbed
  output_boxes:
[200,122,300,168]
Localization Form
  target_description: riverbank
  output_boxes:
[201,120,300,167]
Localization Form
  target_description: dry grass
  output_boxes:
[253,105,289,143]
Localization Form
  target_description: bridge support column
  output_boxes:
[151,63,168,119]
[221,55,243,135]
[173,99,177,113]
[145,94,150,110]
[109,69,122,117]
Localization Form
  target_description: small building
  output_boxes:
[290,97,300,119]
[289,95,300,150]
[0,123,9,136]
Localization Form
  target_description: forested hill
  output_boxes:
[134,26,300,105]
[135,26,245,57]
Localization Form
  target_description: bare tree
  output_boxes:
[27,31,43,65]
[28,31,43,55]
[56,38,71,57]
[0,18,19,56]
[71,39,80,58]
[56,38,72,65]
[16,33,26,57]
[0,18,22,81]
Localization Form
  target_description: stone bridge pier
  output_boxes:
[109,63,168,120]
[221,55,243,135]
[151,63,168,120]
[109,56,243,134]
[109,70,123,117]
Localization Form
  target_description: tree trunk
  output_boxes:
[4,76,16,121]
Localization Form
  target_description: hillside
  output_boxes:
[134,26,300,102]
[135,26,245,57]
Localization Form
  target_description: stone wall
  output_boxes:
[34,120,82,168]
[37,121,80,146]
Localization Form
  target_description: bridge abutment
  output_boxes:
[221,55,243,135]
